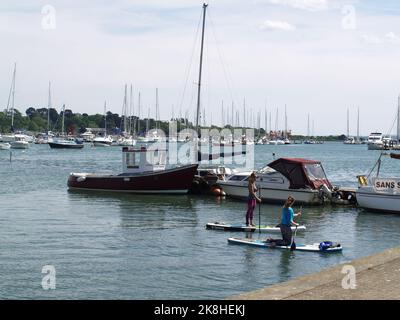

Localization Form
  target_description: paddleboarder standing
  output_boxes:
[246,172,262,226]
[267,196,301,246]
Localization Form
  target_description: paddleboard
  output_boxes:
[227,237,342,252]
[206,222,306,233]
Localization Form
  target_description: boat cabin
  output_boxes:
[122,146,167,174]
[262,158,333,190]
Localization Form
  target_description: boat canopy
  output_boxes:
[267,158,332,190]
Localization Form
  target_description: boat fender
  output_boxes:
[77,176,86,182]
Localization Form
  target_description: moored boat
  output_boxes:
[0,142,11,150]
[356,152,400,213]
[217,157,335,205]
[68,146,198,194]
[49,137,84,149]
[10,134,29,149]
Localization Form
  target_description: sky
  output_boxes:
[1,0,400,136]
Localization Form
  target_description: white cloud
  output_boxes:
[267,0,328,11]
[259,20,295,31]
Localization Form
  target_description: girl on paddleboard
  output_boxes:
[267,196,301,246]
[246,172,262,226]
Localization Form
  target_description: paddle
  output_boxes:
[258,187,261,234]
[290,225,297,251]
[290,205,302,251]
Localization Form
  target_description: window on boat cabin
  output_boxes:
[229,175,247,181]
[304,164,327,181]
[145,150,166,166]
[126,152,140,169]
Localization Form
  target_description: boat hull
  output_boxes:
[10,141,29,149]
[356,187,400,213]
[67,164,199,194]
[49,142,84,149]
[217,182,322,205]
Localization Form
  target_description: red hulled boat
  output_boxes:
[67,146,198,194]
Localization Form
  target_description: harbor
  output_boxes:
[1,142,400,299]
[1,1,400,302]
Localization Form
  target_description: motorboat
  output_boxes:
[68,146,198,194]
[93,134,113,147]
[81,130,95,142]
[49,137,84,149]
[217,157,335,205]
[0,142,11,150]
[356,152,400,213]
[117,136,136,146]
[10,134,29,149]
[367,132,385,150]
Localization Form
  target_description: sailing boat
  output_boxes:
[1,63,17,144]
[118,84,136,146]
[48,104,84,149]
[4,63,30,149]
[93,101,113,147]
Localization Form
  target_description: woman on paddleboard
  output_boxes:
[267,196,301,246]
[246,172,261,226]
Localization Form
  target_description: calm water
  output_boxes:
[0,142,399,299]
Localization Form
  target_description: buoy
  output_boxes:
[210,186,225,196]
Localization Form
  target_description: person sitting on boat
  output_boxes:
[267,196,301,246]
[246,172,262,226]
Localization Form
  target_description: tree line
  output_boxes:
[0,107,347,140]
[0,107,182,135]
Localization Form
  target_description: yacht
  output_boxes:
[356,152,400,213]
[93,134,113,147]
[367,132,384,150]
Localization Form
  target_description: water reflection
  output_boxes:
[67,190,197,230]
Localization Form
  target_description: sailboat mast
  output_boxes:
[138,92,141,134]
[285,104,288,139]
[397,95,400,142]
[11,63,16,129]
[156,88,159,131]
[61,104,65,135]
[48,81,51,133]
[357,107,360,142]
[104,101,107,135]
[195,3,208,136]
[130,84,133,135]
[346,107,349,137]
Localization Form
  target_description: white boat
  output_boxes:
[367,132,385,150]
[344,137,355,144]
[0,142,11,150]
[356,152,400,213]
[93,101,113,147]
[81,130,95,142]
[93,135,113,147]
[11,134,29,149]
[218,157,334,205]
[117,136,136,146]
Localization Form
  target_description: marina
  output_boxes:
[1,0,400,303]
[1,142,400,299]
